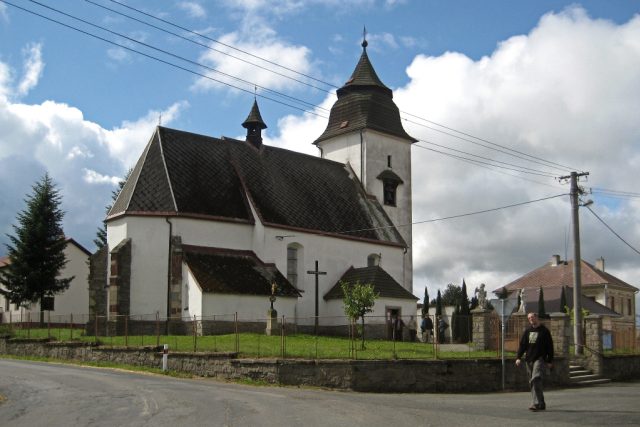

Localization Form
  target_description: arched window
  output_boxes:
[377,170,403,207]
[287,244,300,287]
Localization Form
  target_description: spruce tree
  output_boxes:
[1,174,73,323]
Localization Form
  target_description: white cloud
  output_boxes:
[271,7,640,296]
[82,169,122,185]
[0,46,189,252]
[14,43,44,98]
[192,26,314,93]
[177,1,207,19]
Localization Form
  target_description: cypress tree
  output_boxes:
[560,285,568,313]
[436,289,443,316]
[421,286,429,318]
[1,174,73,324]
[459,279,471,342]
[538,286,547,318]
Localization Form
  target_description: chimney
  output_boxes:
[595,257,605,272]
[550,255,561,266]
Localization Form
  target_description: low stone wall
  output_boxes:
[0,337,576,393]
[602,354,640,381]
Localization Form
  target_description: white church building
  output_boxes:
[92,40,418,337]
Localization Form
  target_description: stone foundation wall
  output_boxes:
[602,355,640,381]
[1,338,576,393]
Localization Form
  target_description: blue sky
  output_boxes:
[1,0,639,301]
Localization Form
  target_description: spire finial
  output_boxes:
[362,26,368,49]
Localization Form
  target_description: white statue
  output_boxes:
[475,283,487,310]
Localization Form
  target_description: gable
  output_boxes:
[324,266,417,301]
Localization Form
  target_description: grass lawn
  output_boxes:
[6,327,505,360]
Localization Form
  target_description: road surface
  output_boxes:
[1,359,639,426]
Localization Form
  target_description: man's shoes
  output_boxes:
[529,404,546,411]
[528,405,538,411]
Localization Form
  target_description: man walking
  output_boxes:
[515,312,554,411]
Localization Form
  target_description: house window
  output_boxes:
[610,296,615,312]
[287,245,298,288]
[367,254,381,267]
[628,298,632,316]
[383,180,398,206]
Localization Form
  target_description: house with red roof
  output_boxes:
[499,254,638,333]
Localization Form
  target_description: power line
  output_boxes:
[26,0,327,113]
[101,0,336,89]
[85,0,335,94]
[401,113,582,173]
[585,206,640,256]
[339,193,567,234]
[93,0,583,175]
[12,0,584,180]
[2,0,328,118]
[416,139,558,177]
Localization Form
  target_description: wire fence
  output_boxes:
[0,311,500,360]
[1,310,636,358]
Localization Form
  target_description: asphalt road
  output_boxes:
[1,359,639,427]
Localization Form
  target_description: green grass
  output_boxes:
[6,327,510,360]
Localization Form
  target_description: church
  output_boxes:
[90,40,418,337]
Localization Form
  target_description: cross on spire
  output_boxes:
[362,26,368,49]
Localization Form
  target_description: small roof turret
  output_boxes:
[242,99,267,148]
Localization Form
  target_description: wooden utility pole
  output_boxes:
[560,171,589,356]
[307,260,326,334]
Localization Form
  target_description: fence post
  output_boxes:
[234,312,239,353]
[281,315,285,359]
[27,311,31,338]
[156,311,160,348]
[193,314,197,352]
[94,314,98,343]
[70,313,73,340]
[125,315,129,348]
[47,311,51,340]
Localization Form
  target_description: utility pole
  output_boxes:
[560,171,589,356]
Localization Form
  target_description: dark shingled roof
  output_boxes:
[314,45,417,145]
[502,259,638,293]
[108,126,405,246]
[515,286,620,317]
[183,245,300,297]
[324,266,418,301]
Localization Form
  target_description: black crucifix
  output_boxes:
[307,260,326,334]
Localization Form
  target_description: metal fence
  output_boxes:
[0,311,491,360]
[4,310,635,358]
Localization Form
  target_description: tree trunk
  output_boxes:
[360,316,366,350]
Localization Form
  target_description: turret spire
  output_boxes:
[242,99,267,148]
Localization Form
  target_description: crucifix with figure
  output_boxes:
[307,260,326,334]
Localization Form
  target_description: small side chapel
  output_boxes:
[90,40,419,336]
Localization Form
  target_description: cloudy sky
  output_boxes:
[1,0,639,304]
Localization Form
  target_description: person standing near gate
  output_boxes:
[515,312,554,411]
[421,315,433,343]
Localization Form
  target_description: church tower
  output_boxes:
[314,37,417,291]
